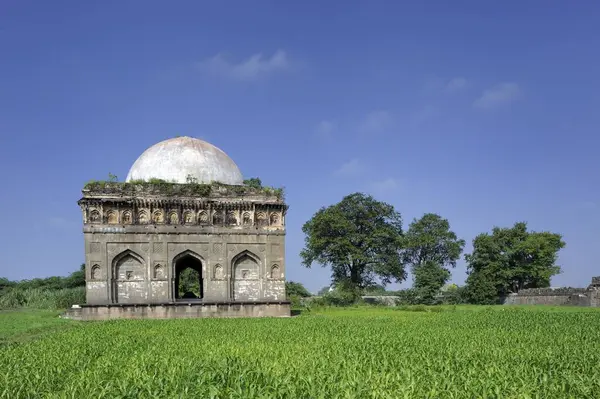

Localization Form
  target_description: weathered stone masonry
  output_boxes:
[78,182,288,306]
[504,276,600,307]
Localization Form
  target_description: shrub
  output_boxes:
[394,288,421,305]
[309,290,361,307]
[288,294,304,309]
[285,281,312,298]
[0,287,85,310]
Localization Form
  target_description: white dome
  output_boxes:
[125,136,244,185]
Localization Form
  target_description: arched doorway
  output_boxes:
[113,250,147,304]
[174,252,203,300]
[231,251,260,301]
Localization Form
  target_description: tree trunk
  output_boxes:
[349,263,363,287]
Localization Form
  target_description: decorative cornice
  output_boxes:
[83,227,286,235]
[79,197,287,208]
[82,181,285,202]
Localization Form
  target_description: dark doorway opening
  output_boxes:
[174,254,203,300]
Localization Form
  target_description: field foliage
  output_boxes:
[0,287,85,310]
[0,310,77,346]
[1,306,600,398]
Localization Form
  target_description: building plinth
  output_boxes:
[62,301,291,321]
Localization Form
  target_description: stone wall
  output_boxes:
[509,287,589,296]
[361,296,399,306]
[79,181,288,306]
[83,229,286,304]
[309,288,600,308]
[503,286,600,307]
[62,301,291,320]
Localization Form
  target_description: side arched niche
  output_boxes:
[112,250,147,304]
[270,264,281,279]
[213,264,224,280]
[154,264,164,279]
[91,264,101,280]
[231,250,261,301]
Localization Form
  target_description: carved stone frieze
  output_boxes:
[80,201,286,229]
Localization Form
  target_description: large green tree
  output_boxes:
[464,221,565,303]
[300,192,405,290]
[402,213,465,303]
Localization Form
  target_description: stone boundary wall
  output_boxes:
[503,287,599,307]
[302,281,600,308]
[503,293,586,306]
[510,287,588,296]
[361,296,399,306]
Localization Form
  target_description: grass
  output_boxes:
[0,309,77,346]
[1,306,600,398]
[0,287,85,310]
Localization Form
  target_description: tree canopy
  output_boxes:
[402,213,465,303]
[300,192,405,290]
[464,221,565,303]
[402,213,465,270]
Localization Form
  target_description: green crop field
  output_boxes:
[1,306,600,398]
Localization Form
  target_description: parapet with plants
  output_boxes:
[82,176,285,202]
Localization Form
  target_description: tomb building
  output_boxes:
[67,136,290,320]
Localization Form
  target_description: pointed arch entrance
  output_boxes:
[173,251,204,300]
[112,250,147,304]
[231,250,260,301]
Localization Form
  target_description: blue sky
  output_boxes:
[1,1,599,292]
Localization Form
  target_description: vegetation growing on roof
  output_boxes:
[83,175,284,200]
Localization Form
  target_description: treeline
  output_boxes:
[0,265,86,309]
[300,192,566,306]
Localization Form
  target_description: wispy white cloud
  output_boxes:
[334,158,366,178]
[423,77,469,94]
[445,77,468,92]
[371,178,400,193]
[196,50,290,81]
[473,82,521,109]
[411,105,439,127]
[358,110,393,135]
[315,120,336,140]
